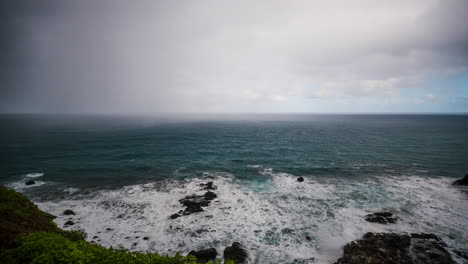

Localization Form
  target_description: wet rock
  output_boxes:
[200,181,217,190]
[93,236,98,239]
[143,237,149,240]
[224,242,249,264]
[454,250,468,261]
[183,204,204,215]
[410,233,440,241]
[305,236,311,240]
[64,220,75,227]
[297,177,304,182]
[334,232,455,264]
[453,175,468,185]
[204,191,217,200]
[365,212,398,224]
[170,213,181,219]
[25,180,35,186]
[189,248,217,263]
[176,191,218,217]
[105,228,113,231]
[63,209,76,215]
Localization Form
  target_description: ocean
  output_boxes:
[1,114,467,263]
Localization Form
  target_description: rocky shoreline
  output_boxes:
[5,174,468,263]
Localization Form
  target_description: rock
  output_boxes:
[170,213,181,219]
[184,204,204,215]
[143,237,149,240]
[64,220,75,227]
[204,191,217,200]
[365,212,398,224]
[224,242,249,264]
[453,175,468,185]
[410,233,440,241]
[25,180,35,185]
[200,182,217,190]
[189,248,217,263]
[105,228,113,231]
[334,232,455,264]
[63,209,76,215]
[297,177,304,182]
[454,250,468,261]
[305,236,311,240]
[93,236,98,239]
[176,192,218,217]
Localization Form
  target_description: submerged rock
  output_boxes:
[170,213,180,219]
[25,180,35,186]
[63,220,75,227]
[224,242,249,264]
[63,209,76,215]
[334,232,455,264]
[189,248,217,263]
[453,175,468,185]
[297,177,304,182]
[365,212,398,224]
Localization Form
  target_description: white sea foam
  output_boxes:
[25,172,45,178]
[37,171,468,264]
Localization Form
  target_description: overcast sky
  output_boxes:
[1,0,467,113]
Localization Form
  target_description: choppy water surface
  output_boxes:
[1,114,467,263]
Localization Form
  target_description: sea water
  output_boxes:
[1,114,467,263]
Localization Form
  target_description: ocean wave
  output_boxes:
[36,173,468,264]
[25,172,45,178]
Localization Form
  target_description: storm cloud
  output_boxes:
[1,0,467,113]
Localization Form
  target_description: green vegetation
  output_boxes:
[0,186,212,264]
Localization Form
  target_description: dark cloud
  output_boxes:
[1,0,467,113]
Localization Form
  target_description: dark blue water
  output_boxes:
[1,114,467,192]
[1,114,467,263]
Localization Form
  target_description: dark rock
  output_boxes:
[454,250,468,261]
[183,204,204,215]
[200,181,217,190]
[132,242,137,247]
[176,192,218,217]
[105,228,113,231]
[305,236,311,240]
[93,236,98,239]
[297,177,304,182]
[25,180,35,185]
[64,220,75,226]
[63,209,76,215]
[453,175,468,185]
[410,233,440,241]
[204,191,217,200]
[224,242,249,264]
[170,213,181,219]
[334,232,455,264]
[143,237,149,240]
[189,248,217,263]
[365,212,398,224]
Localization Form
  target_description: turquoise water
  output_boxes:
[1,114,467,263]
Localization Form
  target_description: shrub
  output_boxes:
[1,232,198,264]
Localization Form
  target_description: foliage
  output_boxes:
[0,185,58,250]
[0,232,198,264]
[0,186,205,264]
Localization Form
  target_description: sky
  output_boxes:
[1,0,467,114]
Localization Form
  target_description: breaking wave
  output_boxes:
[37,169,468,264]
